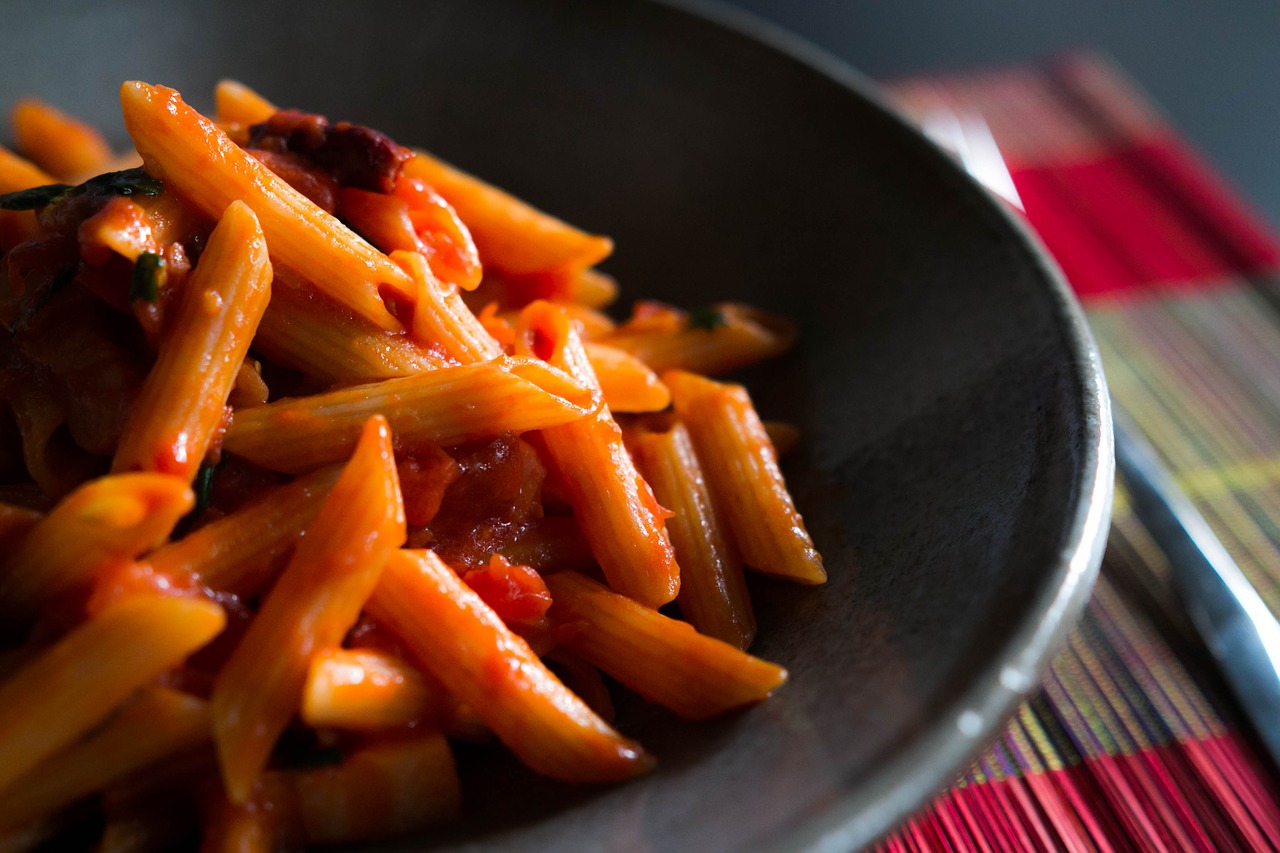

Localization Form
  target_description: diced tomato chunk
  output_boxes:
[463,555,552,625]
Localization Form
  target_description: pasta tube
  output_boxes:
[0,473,193,620]
[368,549,651,783]
[403,152,612,276]
[264,734,460,845]
[482,266,620,311]
[213,79,276,127]
[0,144,54,192]
[388,249,501,363]
[199,790,278,853]
[223,357,593,473]
[210,416,405,802]
[629,420,756,649]
[112,200,272,480]
[0,595,225,794]
[545,571,786,719]
[254,271,446,384]
[0,146,54,249]
[302,648,444,732]
[665,370,825,585]
[10,99,113,180]
[119,82,413,331]
[145,465,341,596]
[603,302,796,375]
[515,301,679,608]
[0,687,209,830]
[584,342,670,413]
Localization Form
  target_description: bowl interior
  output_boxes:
[0,1,1109,849]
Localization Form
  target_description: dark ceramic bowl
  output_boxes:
[0,1,1112,849]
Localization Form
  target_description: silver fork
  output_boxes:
[923,107,1280,768]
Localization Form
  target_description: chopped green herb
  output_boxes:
[130,253,165,303]
[171,461,219,539]
[0,167,162,212]
[0,183,73,210]
[191,462,219,518]
[687,306,727,331]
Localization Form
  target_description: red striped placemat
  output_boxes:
[881,53,1280,852]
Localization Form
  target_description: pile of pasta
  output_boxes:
[0,80,825,850]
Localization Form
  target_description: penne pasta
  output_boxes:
[388,249,501,363]
[567,267,619,307]
[112,200,272,480]
[545,571,786,719]
[584,341,670,413]
[603,302,797,375]
[10,99,114,181]
[0,473,193,622]
[347,181,482,292]
[403,151,613,277]
[210,416,405,802]
[545,648,616,723]
[665,369,826,585]
[0,78,825,848]
[515,301,680,608]
[0,687,209,831]
[213,79,276,128]
[254,271,446,383]
[119,82,413,332]
[556,301,618,339]
[368,549,652,783]
[229,359,270,408]
[76,191,201,266]
[479,265,620,311]
[145,465,341,596]
[302,648,445,732]
[199,788,278,853]
[0,146,54,250]
[0,144,54,192]
[223,357,594,473]
[628,420,756,649]
[264,734,461,845]
[0,595,224,794]
[205,80,610,284]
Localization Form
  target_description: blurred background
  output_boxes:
[720,0,1280,229]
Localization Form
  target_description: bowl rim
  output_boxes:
[651,1,1115,849]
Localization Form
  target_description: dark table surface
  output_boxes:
[721,0,1280,233]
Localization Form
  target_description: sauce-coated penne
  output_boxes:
[0,79,824,849]
[211,417,404,802]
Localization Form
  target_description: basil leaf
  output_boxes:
[0,183,72,210]
[81,168,163,199]
[0,167,162,212]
